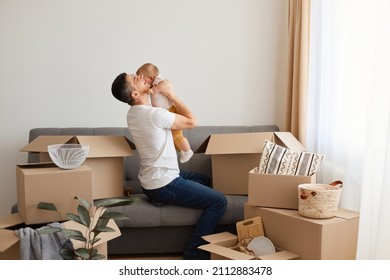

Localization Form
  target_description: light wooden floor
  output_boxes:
[108,253,183,260]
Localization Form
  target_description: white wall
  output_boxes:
[0,0,288,216]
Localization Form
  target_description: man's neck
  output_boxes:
[133,94,151,106]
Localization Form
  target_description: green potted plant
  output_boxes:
[37,196,137,260]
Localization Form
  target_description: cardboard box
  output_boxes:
[20,135,134,199]
[196,132,305,195]
[199,219,298,260]
[0,214,23,260]
[0,213,120,260]
[244,203,360,260]
[248,168,316,209]
[16,163,93,225]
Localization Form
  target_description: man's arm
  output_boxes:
[155,80,198,130]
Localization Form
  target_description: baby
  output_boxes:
[136,63,194,163]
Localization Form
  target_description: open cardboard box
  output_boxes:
[16,163,93,225]
[20,135,134,199]
[199,216,298,260]
[0,213,121,260]
[244,203,359,259]
[195,132,305,195]
[248,168,316,209]
[0,214,23,260]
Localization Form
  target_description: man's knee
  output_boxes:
[216,193,228,212]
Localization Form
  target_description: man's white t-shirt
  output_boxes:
[127,104,179,190]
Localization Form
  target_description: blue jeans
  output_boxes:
[143,170,227,259]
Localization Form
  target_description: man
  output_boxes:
[111,72,227,260]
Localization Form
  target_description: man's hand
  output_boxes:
[153,79,198,130]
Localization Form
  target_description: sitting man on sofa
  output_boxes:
[111,72,227,260]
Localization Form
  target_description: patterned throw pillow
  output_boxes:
[258,140,324,176]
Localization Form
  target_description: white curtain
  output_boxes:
[307,0,390,259]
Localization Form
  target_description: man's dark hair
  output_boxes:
[111,73,134,105]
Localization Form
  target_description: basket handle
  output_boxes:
[329,180,343,188]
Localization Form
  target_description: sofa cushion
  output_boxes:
[110,194,248,227]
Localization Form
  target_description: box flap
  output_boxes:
[0,213,24,229]
[202,231,237,244]
[0,214,23,253]
[20,136,74,152]
[199,243,255,260]
[263,207,359,225]
[17,162,58,169]
[75,136,133,158]
[0,229,20,252]
[273,132,306,151]
[20,135,134,158]
[64,218,121,248]
[201,132,273,155]
[334,208,360,220]
[195,135,211,153]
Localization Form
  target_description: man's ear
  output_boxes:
[130,91,139,101]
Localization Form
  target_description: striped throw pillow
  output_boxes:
[258,140,324,176]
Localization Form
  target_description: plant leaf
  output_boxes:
[94,197,136,208]
[37,202,57,211]
[92,253,106,260]
[77,205,91,227]
[95,218,109,228]
[89,237,101,245]
[100,211,129,220]
[74,196,91,209]
[37,227,62,235]
[61,229,87,242]
[74,248,92,260]
[59,248,76,260]
[65,213,82,224]
[94,226,115,233]
[90,248,98,258]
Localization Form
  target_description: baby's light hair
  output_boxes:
[136,63,159,77]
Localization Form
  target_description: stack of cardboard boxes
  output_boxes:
[0,135,134,260]
[198,132,359,260]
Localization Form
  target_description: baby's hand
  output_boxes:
[153,75,164,86]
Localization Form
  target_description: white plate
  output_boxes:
[247,236,276,257]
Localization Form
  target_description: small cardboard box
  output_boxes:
[0,213,120,260]
[196,132,305,195]
[16,163,93,225]
[199,217,298,260]
[248,168,316,209]
[244,203,360,260]
[20,135,134,199]
[0,214,23,260]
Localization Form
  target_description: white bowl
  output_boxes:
[48,144,89,169]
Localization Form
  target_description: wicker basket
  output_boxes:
[298,181,343,219]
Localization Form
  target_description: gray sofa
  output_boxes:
[25,125,279,256]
